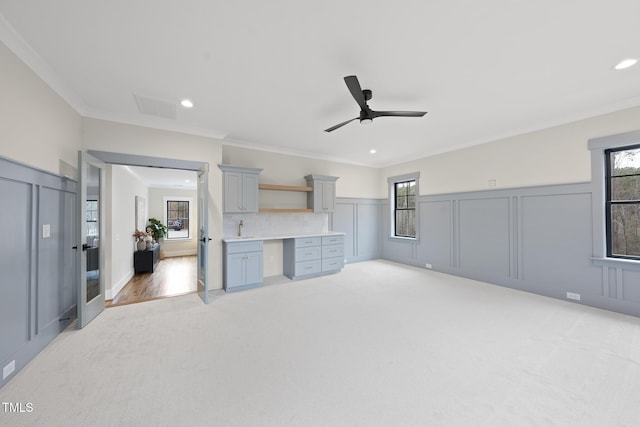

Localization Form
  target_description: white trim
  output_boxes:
[0,14,87,115]
[162,249,198,258]
[107,270,135,300]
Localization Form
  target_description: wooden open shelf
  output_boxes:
[259,183,312,192]
[259,208,313,213]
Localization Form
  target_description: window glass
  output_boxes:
[86,200,98,236]
[394,180,416,238]
[166,200,189,239]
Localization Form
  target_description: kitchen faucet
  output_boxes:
[238,219,244,237]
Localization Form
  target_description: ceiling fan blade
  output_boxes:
[372,110,427,118]
[324,117,358,132]
[343,75,368,111]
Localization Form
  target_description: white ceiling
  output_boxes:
[1,1,640,168]
[126,166,197,190]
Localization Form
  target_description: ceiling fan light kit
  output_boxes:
[325,75,427,132]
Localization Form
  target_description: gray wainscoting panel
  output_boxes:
[356,202,381,260]
[417,201,452,268]
[380,181,640,318]
[0,156,77,389]
[0,178,32,364]
[333,202,355,259]
[334,198,383,263]
[622,270,640,303]
[38,187,65,333]
[520,193,601,298]
[458,198,510,279]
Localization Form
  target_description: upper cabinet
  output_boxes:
[218,165,262,213]
[305,174,339,213]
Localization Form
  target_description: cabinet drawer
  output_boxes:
[295,260,321,276]
[322,235,344,245]
[322,257,344,272]
[322,244,344,259]
[295,237,322,248]
[295,246,321,262]
[225,240,263,254]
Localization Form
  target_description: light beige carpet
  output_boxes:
[1,260,640,426]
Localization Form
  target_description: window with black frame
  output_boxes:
[605,144,640,259]
[166,200,189,239]
[394,180,416,238]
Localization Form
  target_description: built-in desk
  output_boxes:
[222,232,345,291]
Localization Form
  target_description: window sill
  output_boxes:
[388,236,418,243]
[591,257,640,271]
[165,237,192,242]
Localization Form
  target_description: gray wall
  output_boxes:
[0,157,76,389]
[378,182,640,318]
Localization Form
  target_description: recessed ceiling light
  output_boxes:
[370,149,377,154]
[180,99,194,108]
[185,179,191,183]
[614,58,638,70]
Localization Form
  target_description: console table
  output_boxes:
[134,243,160,274]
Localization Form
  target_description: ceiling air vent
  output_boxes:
[133,94,177,120]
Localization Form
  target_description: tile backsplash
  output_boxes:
[223,213,328,237]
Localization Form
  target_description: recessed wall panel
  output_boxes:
[622,270,640,303]
[418,201,451,268]
[458,198,510,278]
[0,178,31,362]
[521,193,600,295]
[357,203,380,258]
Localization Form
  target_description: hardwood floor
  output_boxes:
[106,255,197,307]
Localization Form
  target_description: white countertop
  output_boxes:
[222,231,345,243]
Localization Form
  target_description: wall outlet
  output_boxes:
[3,360,15,380]
[566,292,581,301]
[488,179,496,187]
[425,263,432,269]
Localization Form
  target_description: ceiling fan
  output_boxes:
[325,75,427,132]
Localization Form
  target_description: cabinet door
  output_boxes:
[242,173,259,213]
[226,252,246,288]
[223,171,243,213]
[322,181,336,212]
[245,251,263,285]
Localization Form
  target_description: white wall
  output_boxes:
[105,165,149,299]
[148,187,198,257]
[82,118,224,291]
[0,41,81,176]
[222,145,381,199]
[381,106,640,196]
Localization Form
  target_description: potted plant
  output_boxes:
[147,218,168,243]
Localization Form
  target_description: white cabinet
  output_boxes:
[224,240,263,292]
[219,165,262,213]
[305,174,338,213]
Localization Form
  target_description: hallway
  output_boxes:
[106,255,197,307]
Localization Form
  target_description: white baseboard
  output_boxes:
[107,270,134,300]
[162,250,197,258]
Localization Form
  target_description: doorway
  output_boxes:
[80,150,211,319]
[106,165,199,307]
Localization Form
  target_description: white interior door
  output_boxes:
[197,164,210,303]
[77,151,106,328]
